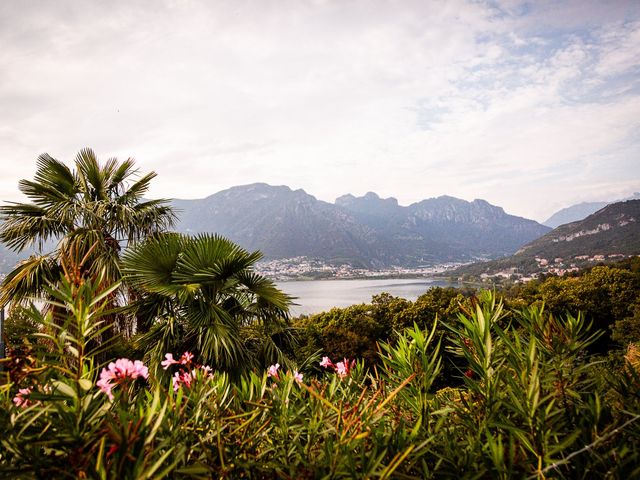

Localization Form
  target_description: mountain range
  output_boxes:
[171,183,550,267]
[14,183,638,274]
[453,199,640,277]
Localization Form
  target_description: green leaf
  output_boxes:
[78,378,93,392]
[52,380,77,399]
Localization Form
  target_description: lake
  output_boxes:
[275,277,453,316]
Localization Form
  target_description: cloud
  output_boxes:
[0,0,638,222]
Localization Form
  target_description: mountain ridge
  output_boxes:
[171,183,550,267]
[0,183,552,273]
[451,199,640,278]
[543,192,640,228]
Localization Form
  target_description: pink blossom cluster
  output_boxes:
[13,387,34,408]
[161,352,212,392]
[267,363,303,384]
[97,358,149,401]
[320,356,355,378]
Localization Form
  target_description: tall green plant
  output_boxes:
[122,232,293,373]
[0,149,175,337]
[1,274,117,477]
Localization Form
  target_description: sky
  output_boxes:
[0,0,639,222]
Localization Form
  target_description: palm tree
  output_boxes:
[0,149,176,337]
[122,232,294,373]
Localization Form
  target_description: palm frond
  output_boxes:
[122,232,187,295]
[0,203,67,251]
[123,233,292,372]
[110,157,137,189]
[117,171,156,205]
[0,254,62,306]
[172,233,259,283]
[236,270,293,314]
[75,148,109,201]
[120,200,176,242]
[22,153,77,205]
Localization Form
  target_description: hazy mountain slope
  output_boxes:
[336,192,550,263]
[543,192,640,228]
[453,199,640,277]
[173,184,382,267]
[544,202,609,229]
[407,196,549,257]
[0,184,552,272]
[0,245,24,274]
[518,200,640,258]
[172,185,550,267]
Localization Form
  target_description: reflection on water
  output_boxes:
[275,278,452,316]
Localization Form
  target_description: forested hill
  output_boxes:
[171,183,549,267]
[451,199,640,277]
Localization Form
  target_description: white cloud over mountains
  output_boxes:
[0,0,638,221]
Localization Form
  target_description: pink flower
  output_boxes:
[97,375,115,400]
[97,358,149,400]
[172,371,194,391]
[267,363,280,378]
[320,356,354,378]
[319,356,333,368]
[166,353,213,392]
[132,360,149,379]
[161,353,179,370]
[172,372,181,392]
[106,358,149,380]
[13,387,33,408]
[335,358,354,378]
[293,370,303,384]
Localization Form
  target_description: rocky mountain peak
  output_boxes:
[170,183,550,267]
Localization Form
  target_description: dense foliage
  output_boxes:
[293,261,640,375]
[0,149,175,338]
[122,232,293,374]
[2,272,639,478]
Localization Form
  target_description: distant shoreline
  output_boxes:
[272,273,436,282]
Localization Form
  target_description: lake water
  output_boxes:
[275,277,452,316]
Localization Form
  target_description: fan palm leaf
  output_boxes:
[123,233,293,373]
[0,254,62,306]
[0,148,176,338]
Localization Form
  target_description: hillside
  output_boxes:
[543,201,609,228]
[173,184,382,267]
[0,183,551,273]
[172,184,549,267]
[543,192,640,228]
[452,199,640,278]
[335,191,549,264]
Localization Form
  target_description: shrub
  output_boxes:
[2,284,640,478]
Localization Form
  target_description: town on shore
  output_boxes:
[254,257,467,281]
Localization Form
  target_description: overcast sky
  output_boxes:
[1,0,639,222]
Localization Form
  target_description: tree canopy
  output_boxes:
[0,149,176,336]
[123,232,293,372]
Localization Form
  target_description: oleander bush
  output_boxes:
[1,278,640,479]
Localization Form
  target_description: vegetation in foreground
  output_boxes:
[2,273,640,478]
